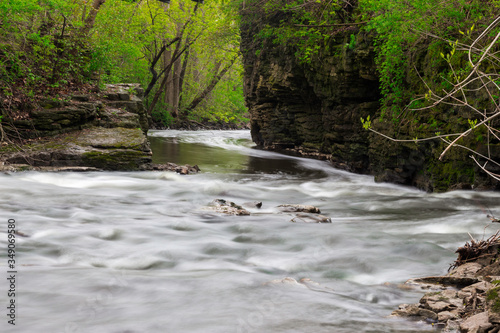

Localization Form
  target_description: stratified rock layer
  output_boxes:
[0,84,166,172]
[240,7,500,192]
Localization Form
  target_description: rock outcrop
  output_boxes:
[0,84,151,171]
[0,83,198,174]
[240,4,500,192]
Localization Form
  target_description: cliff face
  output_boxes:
[241,9,499,192]
[0,84,153,171]
[242,18,379,174]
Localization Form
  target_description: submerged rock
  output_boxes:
[290,213,331,223]
[277,204,321,214]
[201,200,332,223]
[276,204,331,223]
[148,162,200,175]
[243,201,263,209]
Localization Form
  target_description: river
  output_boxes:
[1,130,499,332]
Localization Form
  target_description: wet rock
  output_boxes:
[392,304,421,317]
[411,275,479,288]
[264,277,333,293]
[175,164,200,175]
[265,277,305,287]
[243,201,263,209]
[290,213,331,223]
[277,204,321,214]
[148,162,200,174]
[206,199,251,216]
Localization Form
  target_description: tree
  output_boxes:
[360,3,500,183]
[93,0,246,126]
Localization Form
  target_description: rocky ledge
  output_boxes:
[393,234,500,332]
[0,84,198,174]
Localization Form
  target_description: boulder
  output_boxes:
[205,199,251,216]
[460,312,492,333]
[277,204,321,214]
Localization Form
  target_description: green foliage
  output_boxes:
[0,0,93,97]
[347,34,356,50]
[468,119,478,129]
[0,0,247,127]
[360,115,371,130]
[359,0,499,119]
[93,0,245,124]
[254,0,351,64]
[152,101,175,127]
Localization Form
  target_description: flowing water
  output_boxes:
[1,130,500,333]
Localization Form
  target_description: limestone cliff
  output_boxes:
[0,84,153,171]
[241,5,499,192]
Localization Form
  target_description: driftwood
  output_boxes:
[450,231,500,271]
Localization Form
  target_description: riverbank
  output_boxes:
[0,83,199,174]
[393,234,500,332]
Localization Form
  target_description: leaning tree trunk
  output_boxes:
[80,0,106,36]
[182,55,238,114]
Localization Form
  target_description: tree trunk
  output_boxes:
[163,48,180,118]
[81,0,106,36]
[144,37,180,98]
[183,55,238,114]
[146,27,203,115]
[178,45,191,107]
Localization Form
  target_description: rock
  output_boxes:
[477,261,500,277]
[265,277,306,287]
[1,83,153,171]
[175,164,200,175]
[417,308,438,321]
[1,127,152,171]
[148,163,200,174]
[459,282,492,300]
[411,276,479,288]
[290,213,331,223]
[450,262,484,278]
[277,204,321,214]
[443,319,461,332]
[240,1,499,192]
[438,311,459,322]
[460,311,492,332]
[391,304,421,317]
[427,300,451,312]
[206,199,251,216]
[243,201,263,209]
[275,204,331,223]
[489,310,500,325]
[71,94,90,102]
[420,289,464,313]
